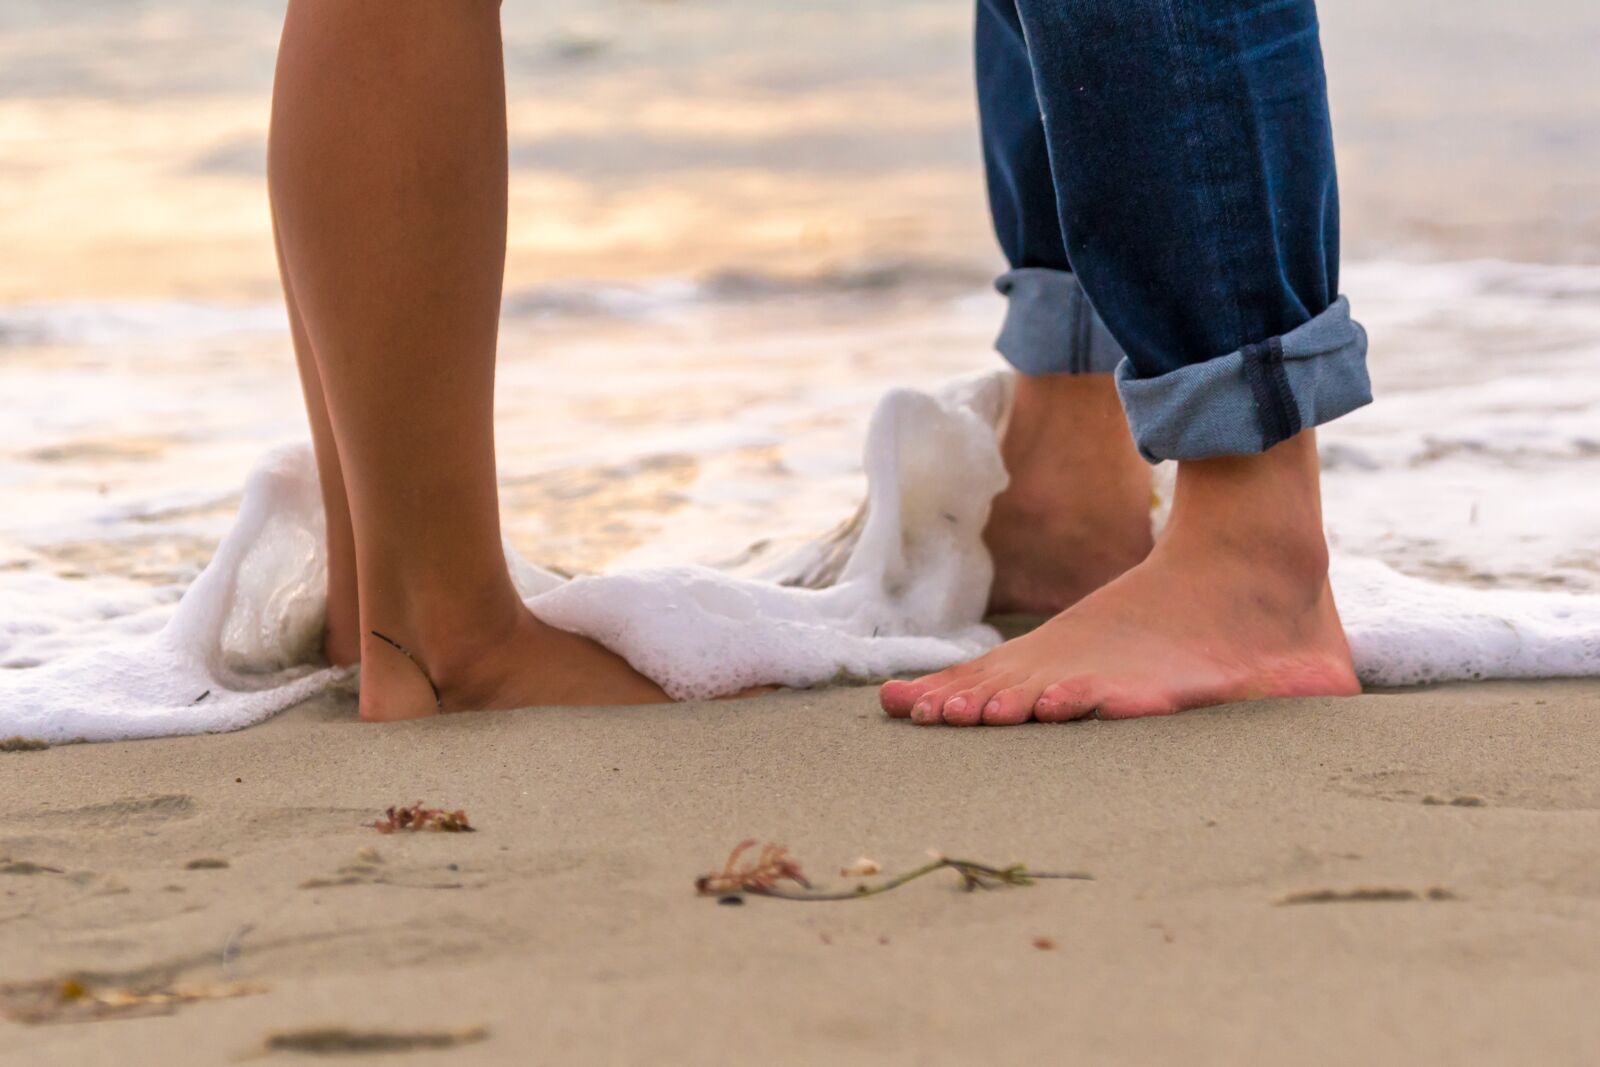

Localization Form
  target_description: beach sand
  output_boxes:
[3,678,1598,1065]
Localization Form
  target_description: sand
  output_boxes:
[2,679,1598,1065]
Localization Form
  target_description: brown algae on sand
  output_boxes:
[371,802,474,834]
[0,859,65,875]
[1278,886,1459,906]
[264,1025,488,1054]
[0,737,49,752]
[695,840,812,896]
[0,976,262,1025]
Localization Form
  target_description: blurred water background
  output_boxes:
[2,0,1598,659]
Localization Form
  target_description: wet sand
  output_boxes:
[3,679,1598,1064]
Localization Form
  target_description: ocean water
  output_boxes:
[3,260,1598,677]
[2,1,1599,725]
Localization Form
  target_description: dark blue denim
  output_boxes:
[977,0,1371,460]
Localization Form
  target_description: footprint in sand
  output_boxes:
[1329,768,1600,812]
[13,794,198,831]
[242,805,378,836]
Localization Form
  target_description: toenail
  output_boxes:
[984,699,1000,717]
[912,700,931,723]
[945,697,967,716]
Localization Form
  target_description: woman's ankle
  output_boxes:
[358,578,528,689]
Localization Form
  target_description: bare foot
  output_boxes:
[986,373,1154,615]
[885,431,1359,724]
[358,607,667,722]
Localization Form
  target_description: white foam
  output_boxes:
[0,447,346,741]
[2,370,1598,743]
[531,374,1009,700]
[0,375,1009,739]
[1335,556,1600,685]
[0,301,287,347]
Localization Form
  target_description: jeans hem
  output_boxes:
[993,267,1126,376]
[1114,296,1372,462]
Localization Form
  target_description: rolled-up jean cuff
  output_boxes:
[993,267,1126,376]
[1114,295,1372,462]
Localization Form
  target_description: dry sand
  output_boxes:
[2,679,1599,1065]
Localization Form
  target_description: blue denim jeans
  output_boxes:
[978,0,1371,461]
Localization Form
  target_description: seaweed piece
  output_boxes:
[1276,886,1459,905]
[371,803,474,834]
[694,840,811,895]
[0,977,261,1025]
[1,860,64,876]
[696,842,1092,902]
[264,1026,488,1053]
[0,737,48,753]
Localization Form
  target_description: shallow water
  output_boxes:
[4,259,1599,673]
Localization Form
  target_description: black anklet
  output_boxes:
[369,630,444,711]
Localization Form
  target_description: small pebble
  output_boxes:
[717,895,744,907]
[185,858,229,870]
[1032,936,1057,951]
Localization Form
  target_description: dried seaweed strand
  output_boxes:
[751,858,1092,901]
[695,840,811,895]
[696,841,1091,902]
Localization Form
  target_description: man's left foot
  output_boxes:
[884,432,1360,724]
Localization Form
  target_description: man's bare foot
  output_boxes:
[358,605,667,722]
[884,431,1359,724]
[986,373,1154,615]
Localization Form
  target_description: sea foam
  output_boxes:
[1,371,1597,743]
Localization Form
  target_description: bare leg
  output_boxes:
[985,373,1153,615]
[271,226,360,668]
[883,431,1359,725]
[269,0,665,719]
